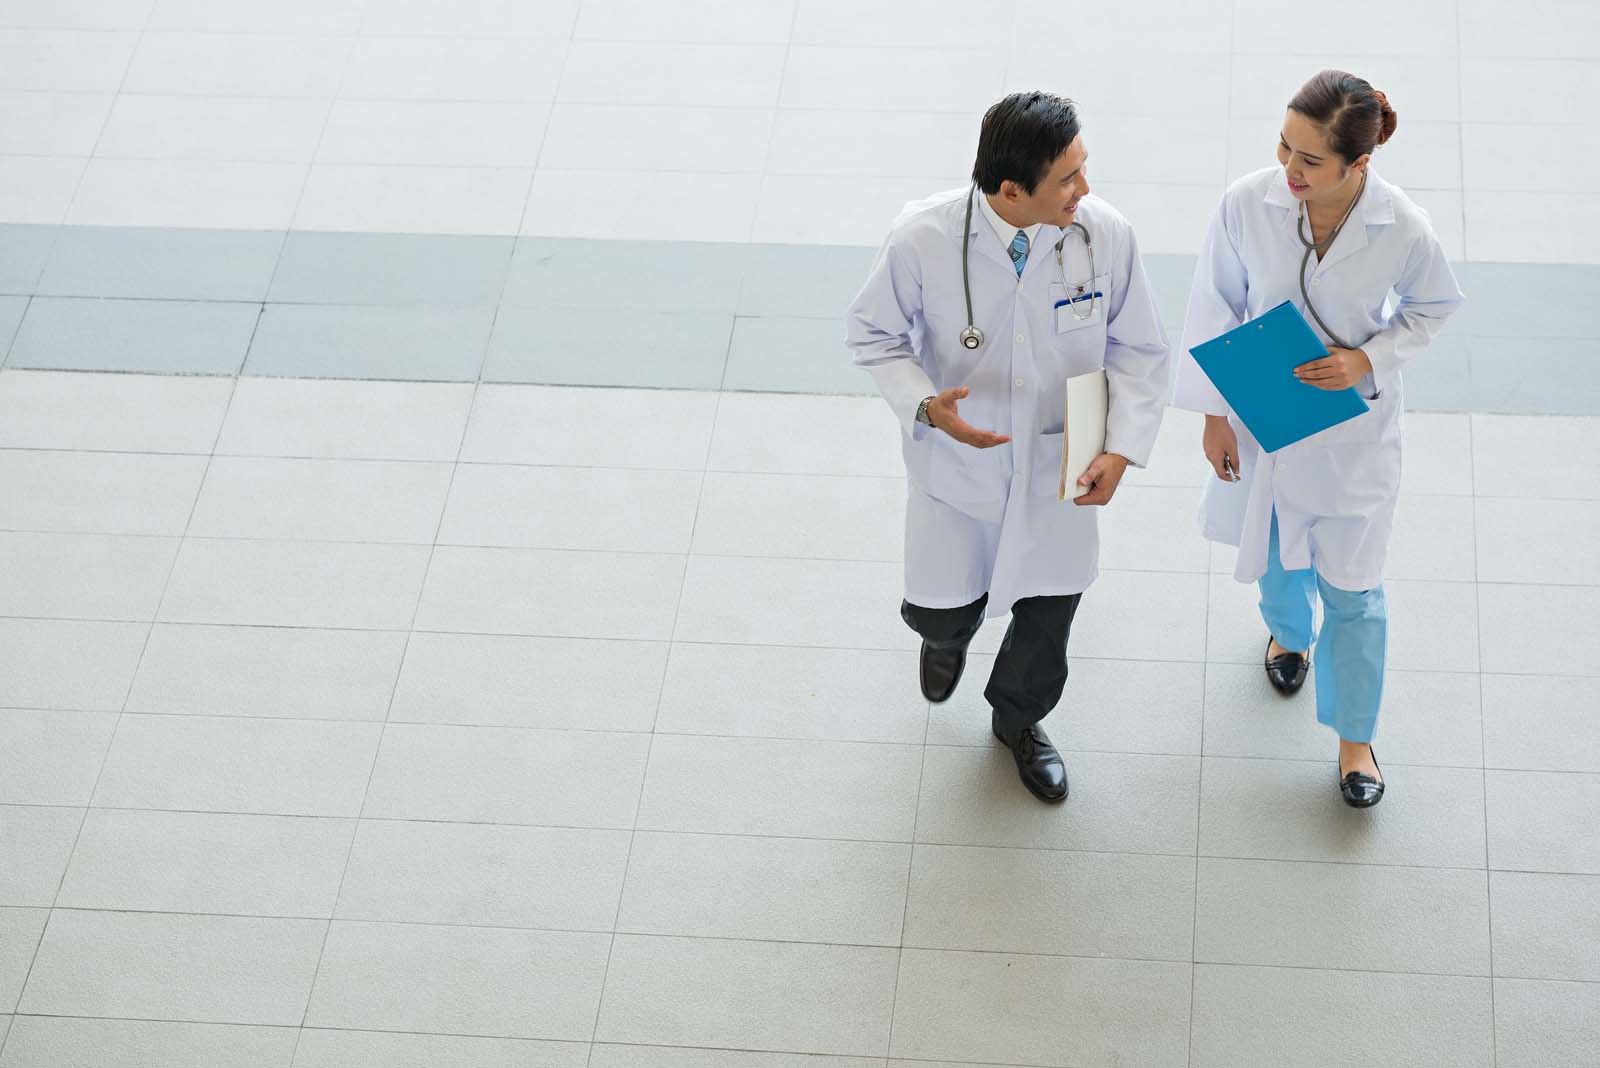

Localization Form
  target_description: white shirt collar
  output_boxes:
[977,189,1042,258]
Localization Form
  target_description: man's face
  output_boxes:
[1005,134,1090,228]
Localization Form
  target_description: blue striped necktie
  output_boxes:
[1008,229,1029,275]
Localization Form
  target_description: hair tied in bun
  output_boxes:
[1373,89,1398,146]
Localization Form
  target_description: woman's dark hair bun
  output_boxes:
[1374,89,1398,146]
[1289,70,1397,161]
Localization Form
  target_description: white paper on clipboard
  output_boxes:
[1057,370,1108,501]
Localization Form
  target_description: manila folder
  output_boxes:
[1056,370,1108,501]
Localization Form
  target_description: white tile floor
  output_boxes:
[3,0,1600,1063]
[3,0,1600,260]
[2,369,1599,1066]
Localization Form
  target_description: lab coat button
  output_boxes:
[1015,378,1025,388]
[1015,334,1025,344]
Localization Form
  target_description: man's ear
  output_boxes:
[998,178,1022,201]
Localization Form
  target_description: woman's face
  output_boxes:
[1275,109,1367,204]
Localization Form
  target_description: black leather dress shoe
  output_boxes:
[1339,750,1385,808]
[992,713,1068,802]
[1264,637,1308,696]
[919,641,967,703]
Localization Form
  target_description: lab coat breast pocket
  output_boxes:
[1052,273,1110,337]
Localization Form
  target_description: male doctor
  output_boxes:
[846,92,1171,802]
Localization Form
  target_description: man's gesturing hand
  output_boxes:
[927,387,1012,448]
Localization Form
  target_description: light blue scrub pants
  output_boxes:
[1257,512,1387,744]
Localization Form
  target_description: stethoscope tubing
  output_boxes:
[1295,172,1367,352]
[960,183,1095,351]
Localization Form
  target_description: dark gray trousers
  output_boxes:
[901,591,1084,737]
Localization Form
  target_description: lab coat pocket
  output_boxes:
[911,430,1006,505]
[1308,386,1394,447]
[1054,273,1110,335]
[1032,430,1067,496]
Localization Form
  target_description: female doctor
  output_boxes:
[1172,70,1463,808]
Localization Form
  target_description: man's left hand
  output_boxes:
[1294,347,1372,391]
[1073,452,1131,507]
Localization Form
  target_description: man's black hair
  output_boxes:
[971,91,1081,196]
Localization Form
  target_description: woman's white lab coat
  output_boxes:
[846,188,1171,615]
[1172,165,1463,592]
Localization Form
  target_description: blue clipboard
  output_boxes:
[1187,301,1369,453]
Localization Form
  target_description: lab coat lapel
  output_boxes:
[1263,170,1302,246]
[1315,171,1395,274]
[946,191,1032,277]
[1265,167,1397,277]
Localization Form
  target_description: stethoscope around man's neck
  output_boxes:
[959,182,1096,351]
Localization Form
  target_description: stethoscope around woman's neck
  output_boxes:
[1295,171,1367,351]
[959,182,1096,351]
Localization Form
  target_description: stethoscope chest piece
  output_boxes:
[959,326,984,350]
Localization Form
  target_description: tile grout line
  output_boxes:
[881,635,934,1059]
[243,14,362,388]
[6,901,1593,982]
[10,607,1600,680]
[581,375,725,1066]
[738,0,798,251]
[0,294,27,370]
[6,795,1586,874]
[0,356,243,1055]
[11,697,1600,778]
[1187,15,1239,1062]
[17,522,1597,589]
[281,393,470,1067]
[1465,249,1501,1068]
[1456,8,1497,1062]
[507,10,578,255]
[280,43,489,1037]
[37,0,151,265]
[0,0,150,384]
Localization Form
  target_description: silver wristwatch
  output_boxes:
[915,396,935,427]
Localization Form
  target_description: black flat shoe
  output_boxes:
[992,713,1068,802]
[1264,637,1308,696]
[919,641,967,703]
[1339,749,1384,808]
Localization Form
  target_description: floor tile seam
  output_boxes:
[33,532,1584,587]
[881,680,932,1057]
[2,1011,593,1048]
[0,293,26,370]
[584,384,722,1061]
[262,36,350,253]
[1466,302,1501,1067]
[763,1,854,259]
[289,347,486,1058]
[508,27,575,243]
[49,11,144,235]
[249,35,349,341]
[18,291,283,307]
[613,1041,1064,1068]
[5,709,1199,753]
[478,71,565,388]
[13,801,1555,871]
[39,901,1511,973]
[7,612,1585,673]
[0,476,1527,504]
[9,367,245,1028]
[1187,523,1219,1065]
